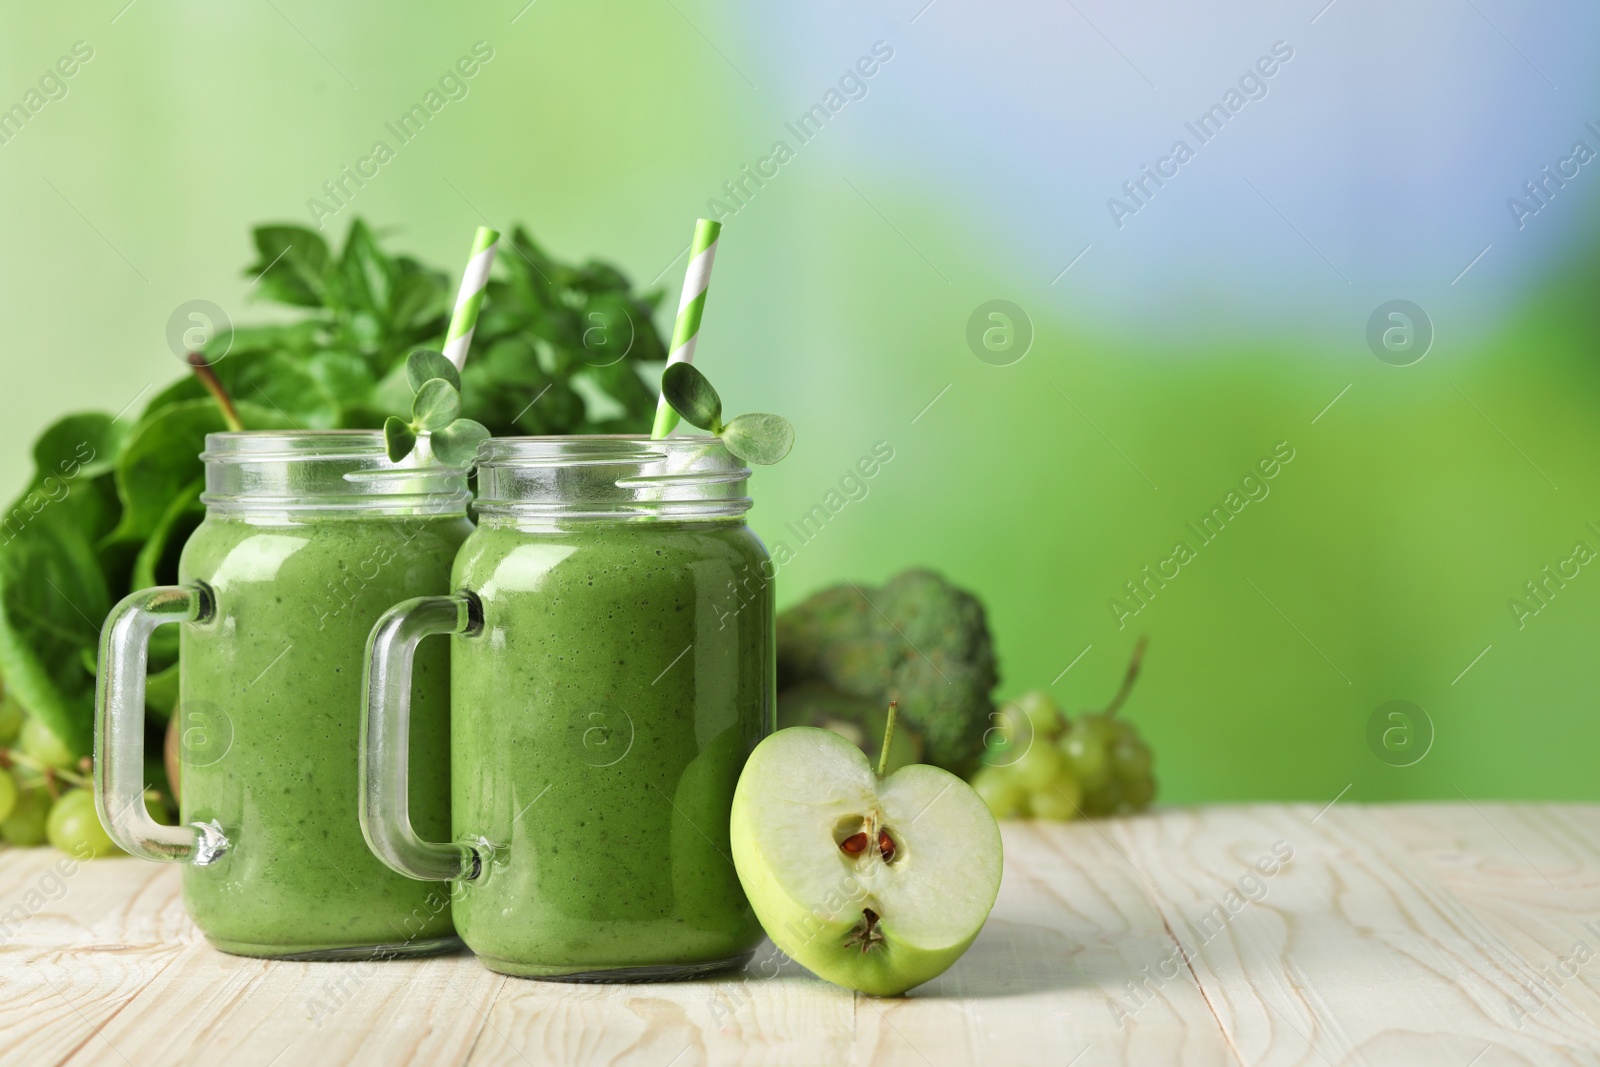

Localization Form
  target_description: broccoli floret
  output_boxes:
[777,568,999,774]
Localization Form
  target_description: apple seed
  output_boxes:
[839,831,870,855]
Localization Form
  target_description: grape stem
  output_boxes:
[877,700,897,778]
[1102,636,1149,718]
[0,748,90,790]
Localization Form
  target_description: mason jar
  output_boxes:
[95,430,472,959]
[361,436,773,979]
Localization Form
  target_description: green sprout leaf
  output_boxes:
[656,363,795,467]
[412,378,461,431]
[662,362,723,433]
[431,418,490,468]
[383,416,417,462]
[720,412,795,465]
[406,349,460,393]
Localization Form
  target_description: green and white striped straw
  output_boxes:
[442,225,500,370]
[651,218,722,438]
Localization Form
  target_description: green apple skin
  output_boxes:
[730,727,1003,997]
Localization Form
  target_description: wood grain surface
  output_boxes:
[1,804,1596,1066]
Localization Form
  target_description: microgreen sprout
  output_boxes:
[383,350,491,467]
[660,363,794,465]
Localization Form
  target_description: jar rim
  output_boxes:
[201,429,400,463]
[474,434,752,521]
[200,430,471,516]
[476,434,737,456]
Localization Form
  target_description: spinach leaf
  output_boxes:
[33,412,129,483]
[108,398,291,545]
[0,478,119,755]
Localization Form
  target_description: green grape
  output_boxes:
[990,700,1027,748]
[1011,740,1064,791]
[971,765,1025,819]
[1055,637,1158,819]
[0,692,24,745]
[46,789,120,859]
[0,768,16,823]
[0,785,53,845]
[1059,715,1114,792]
[20,717,75,770]
[1111,733,1153,781]
[1027,768,1082,820]
[1013,690,1065,741]
[1082,774,1124,817]
[1121,774,1156,812]
[989,690,1064,764]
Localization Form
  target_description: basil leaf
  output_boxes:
[304,350,378,414]
[388,268,450,337]
[232,353,342,428]
[335,219,394,318]
[247,226,330,308]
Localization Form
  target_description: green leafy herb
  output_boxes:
[661,363,794,465]
[0,217,669,757]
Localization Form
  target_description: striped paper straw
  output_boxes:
[442,226,500,370]
[651,218,722,438]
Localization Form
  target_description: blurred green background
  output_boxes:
[3,0,1596,802]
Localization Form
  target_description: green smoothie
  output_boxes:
[179,511,472,957]
[449,519,772,977]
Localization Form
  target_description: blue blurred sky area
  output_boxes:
[743,0,1599,348]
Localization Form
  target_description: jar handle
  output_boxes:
[361,593,481,882]
[94,583,230,864]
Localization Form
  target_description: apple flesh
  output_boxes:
[730,726,1003,996]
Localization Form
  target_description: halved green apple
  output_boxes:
[730,719,1003,996]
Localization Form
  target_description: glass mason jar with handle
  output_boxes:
[95,431,473,959]
[362,436,773,979]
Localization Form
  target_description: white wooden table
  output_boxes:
[2,803,1597,1066]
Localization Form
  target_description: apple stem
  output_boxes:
[877,700,897,778]
[1102,636,1149,718]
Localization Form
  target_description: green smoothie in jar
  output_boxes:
[362,436,773,979]
[97,431,471,959]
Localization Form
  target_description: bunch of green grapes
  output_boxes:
[0,685,147,858]
[971,638,1156,820]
